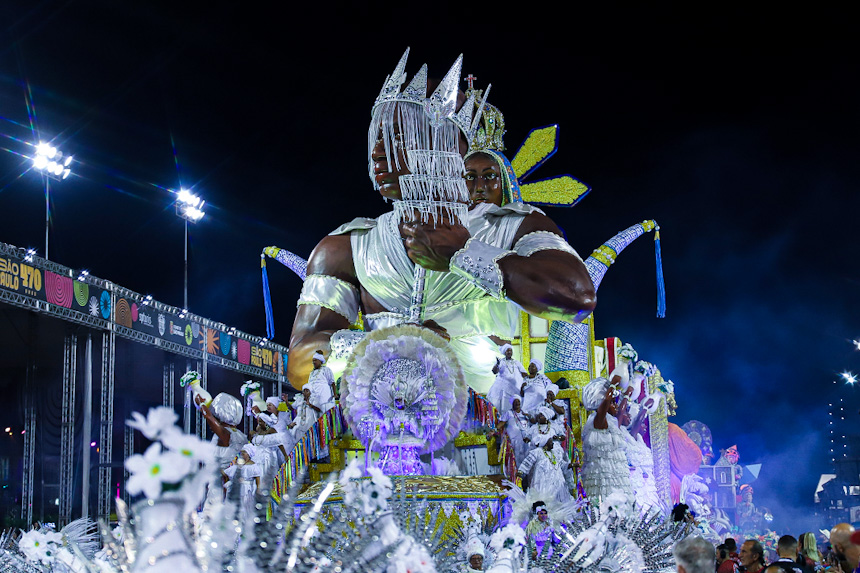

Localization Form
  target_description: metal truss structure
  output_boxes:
[1,241,288,523]
[21,346,36,525]
[98,331,115,521]
[59,332,78,527]
[163,360,175,408]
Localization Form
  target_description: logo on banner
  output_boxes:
[138,311,153,327]
[185,324,193,345]
[158,314,166,336]
[0,257,42,297]
[169,322,183,337]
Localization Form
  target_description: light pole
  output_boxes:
[174,189,205,311]
[32,142,72,260]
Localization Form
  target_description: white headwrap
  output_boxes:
[210,393,243,426]
[582,377,611,411]
[312,351,326,363]
[266,396,281,407]
[466,537,484,558]
[534,432,554,447]
[546,383,560,397]
[498,343,513,355]
[529,358,543,371]
[241,443,258,459]
[537,406,554,421]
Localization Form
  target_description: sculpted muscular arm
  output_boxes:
[400,210,596,324]
[500,212,596,323]
[287,234,357,388]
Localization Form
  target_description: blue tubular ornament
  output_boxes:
[545,220,664,376]
[655,225,666,318]
[262,255,276,339]
[260,246,309,341]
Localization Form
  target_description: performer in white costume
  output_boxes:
[307,350,336,412]
[464,537,485,572]
[524,407,557,450]
[520,358,553,413]
[516,433,576,504]
[196,392,247,505]
[288,387,319,437]
[251,396,292,471]
[496,396,531,464]
[224,444,263,524]
[249,418,281,478]
[287,50,596,394]
[618,399,660,511]
[580,377,634,504]
[487,343,526,412]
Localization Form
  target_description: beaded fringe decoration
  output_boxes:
[367,101,460,187]
[405,149,465,178]
[398,175,469,203]
[394,200,469,227]
[500,432,518,482]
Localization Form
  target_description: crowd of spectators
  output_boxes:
[674,524,860,573]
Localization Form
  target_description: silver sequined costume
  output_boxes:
[581,412,634,504]
[299,202,580,392]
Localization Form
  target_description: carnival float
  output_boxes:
[0,48,769,573]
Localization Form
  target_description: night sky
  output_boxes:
[2,3,859,529]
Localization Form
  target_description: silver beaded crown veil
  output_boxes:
[367,48,491,227]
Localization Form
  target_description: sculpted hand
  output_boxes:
[399,213,471,271]
[408,319,450,341]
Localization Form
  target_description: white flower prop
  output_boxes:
[364,465,394,514]
[162,427,217,463]
[340,459,363,482]
[489,523,526,552]
[124,407,219,508]
[338,462,396,516]
[125,442,191,500]
[599,491,633,519]
[239,380,266,415]
[367,465,393,491]
[633,360,656,377]
[126,406,179,440]
[339,459,364,507]
[387,537,435,573]
[618,343,638,362]
[18,529,63,565]
[239,380,261,396]
[571,526,607,565]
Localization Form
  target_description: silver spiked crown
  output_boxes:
[372,48,491,146]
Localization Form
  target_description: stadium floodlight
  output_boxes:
[173,189,206,310]
[32,141,72,181]
[31,140,74,260]
[175,189,205,222]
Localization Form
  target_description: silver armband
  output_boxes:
[330,329,367,360]
[514,231,582,260]
[297,275,360,323]
[449,238,515,300]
